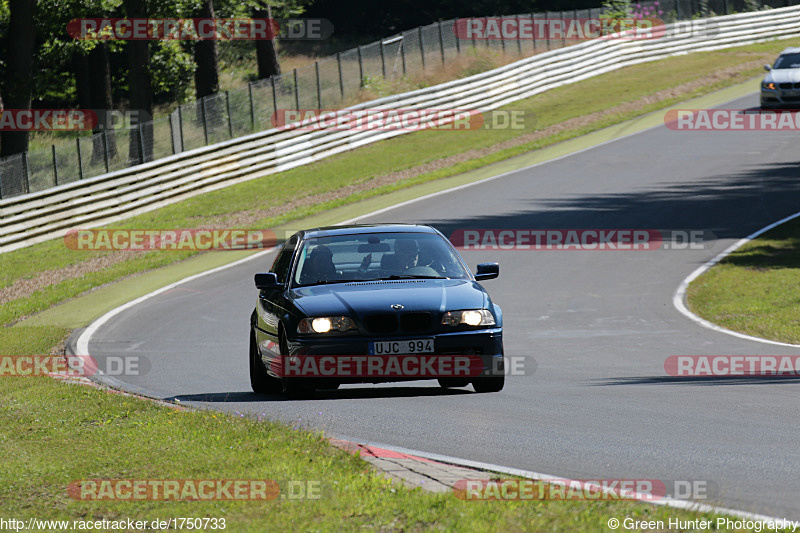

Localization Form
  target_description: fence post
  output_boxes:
[271,76,278,116]
[560,11,566,48]
[438,21,446,65]
[102,131,110,172]
[137,124,146,164]
[676,0,681,19]
[248,81,256,131]
[357,46,364,86]
[380,40,386,77]
[293,69,300,110]
[200,98,209,145]
[177,105,185,153]
[418,27,426,70]
[52,145,59,186]
[454,20,461,54]
[401,37,407,74]
[76,138,84,180]
[545,12,550,50]
[315,61,322,108]
[23,153,30,194]
[532,13,536,55]
[225,90,233,138]
[515,14,522,54]
[337,52,344,99]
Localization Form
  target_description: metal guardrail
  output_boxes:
[1,6,799,253]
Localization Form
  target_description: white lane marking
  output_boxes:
[673,210,800,348]
[334,435,796,524]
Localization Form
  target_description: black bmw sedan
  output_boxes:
[249,224,504,397]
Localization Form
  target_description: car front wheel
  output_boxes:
[250,328,281,394]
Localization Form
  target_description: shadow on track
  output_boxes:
[167,385,474,403]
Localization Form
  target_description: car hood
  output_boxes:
[289,279,489,318]
[765,69,800,84]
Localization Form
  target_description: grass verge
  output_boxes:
[0,327,773,531]
[687,216,800,344]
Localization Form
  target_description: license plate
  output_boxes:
[370,339,434,355]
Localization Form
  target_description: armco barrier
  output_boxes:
[2,7,799,253]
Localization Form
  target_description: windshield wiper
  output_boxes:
[382,274,449,280]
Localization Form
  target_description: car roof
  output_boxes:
[301,224,439,239]
[779,47,800,55]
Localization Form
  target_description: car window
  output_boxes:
[270,235,298,284]
[774,53,800,69]
[293,232,470,286]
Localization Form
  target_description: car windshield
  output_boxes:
[773,53,800,69]
[293,232,470,286]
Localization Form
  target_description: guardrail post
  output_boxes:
[438,21,446,65]
[248,81,256,131]
[418,27,426,70]
[75,138,83,179]
[52,145,59,186]
[315,61,322,108]
[200,98,209,145]
[225,90,233,138]
[337,52,344,100]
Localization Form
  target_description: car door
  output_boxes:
[255,234,299,355]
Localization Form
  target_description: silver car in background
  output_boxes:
[761,47,800,109]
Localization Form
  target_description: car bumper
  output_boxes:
[761,90,800,108]
[264,328,504,382]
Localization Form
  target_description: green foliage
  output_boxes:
[150,41,196,104]
[601,0,632,19]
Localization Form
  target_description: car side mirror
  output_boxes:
[254,272,282,290]
[475,262,499,281]
[764,64,772,71]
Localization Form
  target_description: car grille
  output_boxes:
[363,312,433,334]
[778,82,800,89]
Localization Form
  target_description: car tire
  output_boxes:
[438,378,470,388]
[472,376,505,393]
[249,328,280,394]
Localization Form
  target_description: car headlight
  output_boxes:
[763,81,776,90]
[298,316,356,334]
[441,309,496,327]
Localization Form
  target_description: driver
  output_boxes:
[381,238,418,274]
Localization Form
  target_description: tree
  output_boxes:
[254,2,280,78]
[0,0,37,157]
[124,0,154,163]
